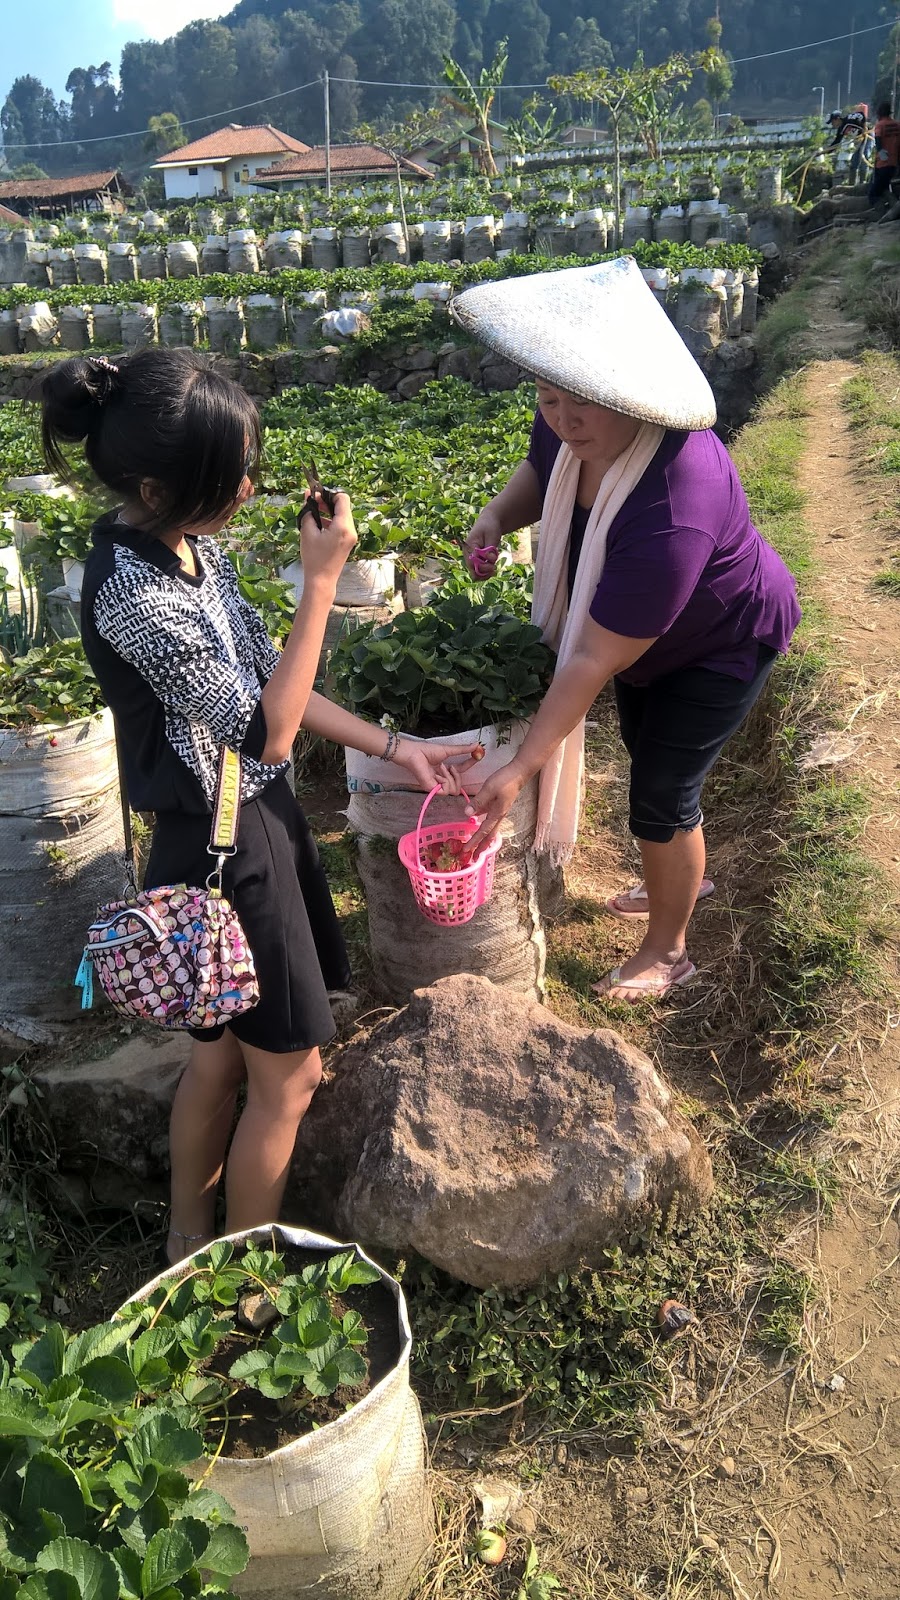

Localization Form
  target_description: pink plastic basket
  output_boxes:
[398,785,502,926]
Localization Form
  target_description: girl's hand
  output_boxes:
[299,491,357,589]
[465,761,526,851]
[464,513,501,579]
[392,739,482,795]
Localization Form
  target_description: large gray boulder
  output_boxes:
[289,975,713,1288]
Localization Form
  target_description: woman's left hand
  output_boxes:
[391,739,481,795]
[465,760,527,851]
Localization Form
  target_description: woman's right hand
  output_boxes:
[464,511,501,579]
[299,491,357,591]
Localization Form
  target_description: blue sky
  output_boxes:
[5,0,233,102]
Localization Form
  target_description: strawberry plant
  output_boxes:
[0,1314,250,1598]
[0,641,104,729]
[125,1239,383,1419]
[0,1238,391,1595]
[330,591,554,736]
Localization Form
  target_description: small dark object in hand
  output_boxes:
[298,457,338,530]
[657,1299,696,1339]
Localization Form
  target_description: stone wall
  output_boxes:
[0,333,761,435]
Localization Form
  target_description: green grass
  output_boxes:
[730,384,888,1036]
[756,1262,817,1354]
[843,356,900,596]
[754,239,848,384]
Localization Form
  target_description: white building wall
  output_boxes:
[162,165,222,200]
[226,156,290,195]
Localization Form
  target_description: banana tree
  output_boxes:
[442,40,509,178]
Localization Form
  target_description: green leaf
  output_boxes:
[140,1529,195,1597]
[0,1391,57,1440]
[179,1488,236,1523]
[128,1414,203,1472]
[19,1324,66,1388]
[302,1360,342,1397]
[131,1327,176,1373]
[171,1517,209,1561]
[294,1295,332,1331]
[194,1242,233,1273]
[110,1549,142,1600]
[341,1311,367,1347]
[106,1460,159,1512]
[200,1523,250,1579]
[79,1356,138,1406]
[18,1574,82,1600]
[227,1349,269,1383]
[116,1496,171,1559]
[22,1452,87,1536]
[254,1368,296,1400]
[36,1538,119,1600]
[332,1347,367,1386]
[64,1320,140,1376]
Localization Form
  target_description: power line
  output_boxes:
[729,17,894,65]
[4,14,896,153]
[334,76,551,90]
[1,78,320,151]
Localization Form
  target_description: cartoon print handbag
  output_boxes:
[75,742,260,1030]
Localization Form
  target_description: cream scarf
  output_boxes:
[532,422,665,863]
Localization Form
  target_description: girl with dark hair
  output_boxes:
[39,349,471,1263]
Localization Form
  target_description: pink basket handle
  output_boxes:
[415,784,473,872]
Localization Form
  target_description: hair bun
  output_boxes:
[37,356,120,444]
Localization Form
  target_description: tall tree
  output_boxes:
[1,76,67,171]
[172,21,239,126]
[65,63,119,142]
[442,37,508,175]
[485,0,549,104]
[229,17,282,117]
[144,112,186,156]
[698,13,734,126]
[549,52,694,242]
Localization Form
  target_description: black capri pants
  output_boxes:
[614,644,778,844]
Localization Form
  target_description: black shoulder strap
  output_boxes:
[111,719,138,895]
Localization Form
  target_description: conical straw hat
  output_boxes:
[450,255,717,431]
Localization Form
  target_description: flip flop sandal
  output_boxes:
[591,962,698,1002]
[604,879,715,920]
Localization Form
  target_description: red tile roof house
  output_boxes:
[152,124,311,201]
[252,143,434,190]
[0,169,132,218]
[0,202,23,225]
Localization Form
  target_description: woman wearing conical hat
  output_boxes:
[453,257,800,1002]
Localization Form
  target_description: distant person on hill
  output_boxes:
[826,104,873,183]
[869,100,900,204]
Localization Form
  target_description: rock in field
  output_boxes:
[290,975,713,1288]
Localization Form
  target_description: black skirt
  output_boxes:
[145,775,351,1053]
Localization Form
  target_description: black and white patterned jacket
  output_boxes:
[81,514,289,815]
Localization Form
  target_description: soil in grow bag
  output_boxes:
[139,1242,401,1458]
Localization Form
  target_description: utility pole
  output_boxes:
[847,15,855,101]
[323,69,332,199]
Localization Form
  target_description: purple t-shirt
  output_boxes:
[527,412,801,686]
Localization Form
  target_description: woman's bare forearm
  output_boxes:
[473,461,543,541]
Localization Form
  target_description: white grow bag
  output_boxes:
[122,1225,433,1600]
[280,556,395,608]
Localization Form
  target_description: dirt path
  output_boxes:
[424,253,900,1600]
[762,345,900,1600]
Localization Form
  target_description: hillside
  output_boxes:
[1,0,897,178]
